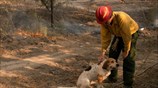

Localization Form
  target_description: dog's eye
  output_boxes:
[111,61,114,63]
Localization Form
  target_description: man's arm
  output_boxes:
[99,24,111,60]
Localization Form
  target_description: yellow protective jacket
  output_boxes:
[100,11,139,53]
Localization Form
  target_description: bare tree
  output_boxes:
[40,0,51,11]
[40,0,54,26]
[51,0,54,27]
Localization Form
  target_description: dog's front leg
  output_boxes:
[97,75,104,88]
[98,75,104,84]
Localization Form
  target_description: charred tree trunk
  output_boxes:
[51,0,54,27]
[41,0,51,11]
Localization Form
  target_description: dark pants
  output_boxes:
[108,31,138,86]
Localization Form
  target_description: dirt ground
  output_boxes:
[0,0,158,88]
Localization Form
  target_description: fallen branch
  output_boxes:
[136,62,158,77]
[114,62,158,86]
[135,49,152,75]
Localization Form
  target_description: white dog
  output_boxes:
[77,58,118,88]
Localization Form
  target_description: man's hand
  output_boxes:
[98,50,106,62]
[98,54,104,62]
[122,51,129,58]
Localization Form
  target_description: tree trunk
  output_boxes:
[51,0,54,27]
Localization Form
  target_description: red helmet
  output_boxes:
[96,6,112,24]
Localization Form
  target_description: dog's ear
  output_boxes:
[84,65,92,71]
[102,60,110,69]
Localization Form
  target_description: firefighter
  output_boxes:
[96,6,139,88]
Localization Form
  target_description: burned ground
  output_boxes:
[0,0,158,88]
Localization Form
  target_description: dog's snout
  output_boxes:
[116,63,119,67]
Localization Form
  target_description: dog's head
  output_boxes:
[102,58,119,70]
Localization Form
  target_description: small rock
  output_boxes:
[86,42,90,45]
